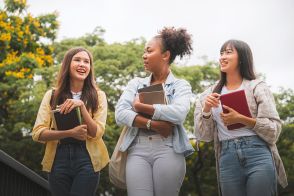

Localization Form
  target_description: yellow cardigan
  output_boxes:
[32,89,109,172]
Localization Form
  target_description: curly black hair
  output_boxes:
[155,27,193,64]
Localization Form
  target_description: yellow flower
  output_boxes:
[36,48,45,55]
[15,0,27,4]
[42,55,53,65]
[2,52,20,66]
[24,25,30,34]
[0,33,11,42]
[5,71,13,76]
[33,20,40,28]
[16,72,25,79]
[20,67,30,72]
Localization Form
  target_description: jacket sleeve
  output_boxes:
[152,80,192,125]
[194,87,215,142]
[115,78,139,127]
[32,90,52,143]
[252,82,282,145]
[88,90,108,140]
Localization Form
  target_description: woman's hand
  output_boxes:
[59,99,84,114]
[133,94,156,116]
[220,105,242,127]
[203,93,221,112]
[151,120,174,138]
[70,124,88,140]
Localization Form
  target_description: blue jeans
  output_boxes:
[48,143,100,196]
[219,135,277,196]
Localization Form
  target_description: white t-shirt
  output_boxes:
[211,82,256,141]
[71,91,82,100]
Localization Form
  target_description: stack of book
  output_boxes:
[138,83,166,105]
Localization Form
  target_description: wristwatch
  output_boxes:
[146,119,152,130]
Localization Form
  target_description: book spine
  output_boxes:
[76,107,82,124]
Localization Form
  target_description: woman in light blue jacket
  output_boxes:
[115,27,194,196]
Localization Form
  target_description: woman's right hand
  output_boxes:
[70,125,88,140]
[152,120,174,138]
[203,93,221,112]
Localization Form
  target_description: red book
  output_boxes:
[220,89,252,130]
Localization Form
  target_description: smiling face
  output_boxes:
[219,44,240,74]
[69,51,91,82]
[142,38,167,73]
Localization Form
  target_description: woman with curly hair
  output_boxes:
[115,27,195,196]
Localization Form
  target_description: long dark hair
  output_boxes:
[155,27,193,64]
[51,47,99,114]
[213,39,256,93]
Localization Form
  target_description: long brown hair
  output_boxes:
[213,39,256,93]
[51,47,99,114]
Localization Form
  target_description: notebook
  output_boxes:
[138,83,166,105]
[51,107,82,130]
[138,83,164,93]
[220,89,252,130]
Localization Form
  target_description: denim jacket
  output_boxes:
[115,72,195,157]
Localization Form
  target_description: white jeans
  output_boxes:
[126,134,186,196]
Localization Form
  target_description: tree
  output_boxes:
[1,2,293,193]
[275,88,294,195]
[0,0,58,171]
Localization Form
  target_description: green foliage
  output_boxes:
[274,89,294,195]
[0,0,58,174]
[1,1,293,195]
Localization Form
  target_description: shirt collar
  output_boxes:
[142,71,176,86]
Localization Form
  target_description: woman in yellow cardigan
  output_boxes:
[32,47,109,196]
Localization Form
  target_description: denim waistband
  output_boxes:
[220,135,265,148]
[134,134,172,143]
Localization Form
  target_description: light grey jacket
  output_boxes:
[194,79,288,193]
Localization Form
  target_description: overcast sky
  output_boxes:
[1,0,293,91]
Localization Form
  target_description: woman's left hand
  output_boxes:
[220,105,242,127]
[59,99,84,114]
